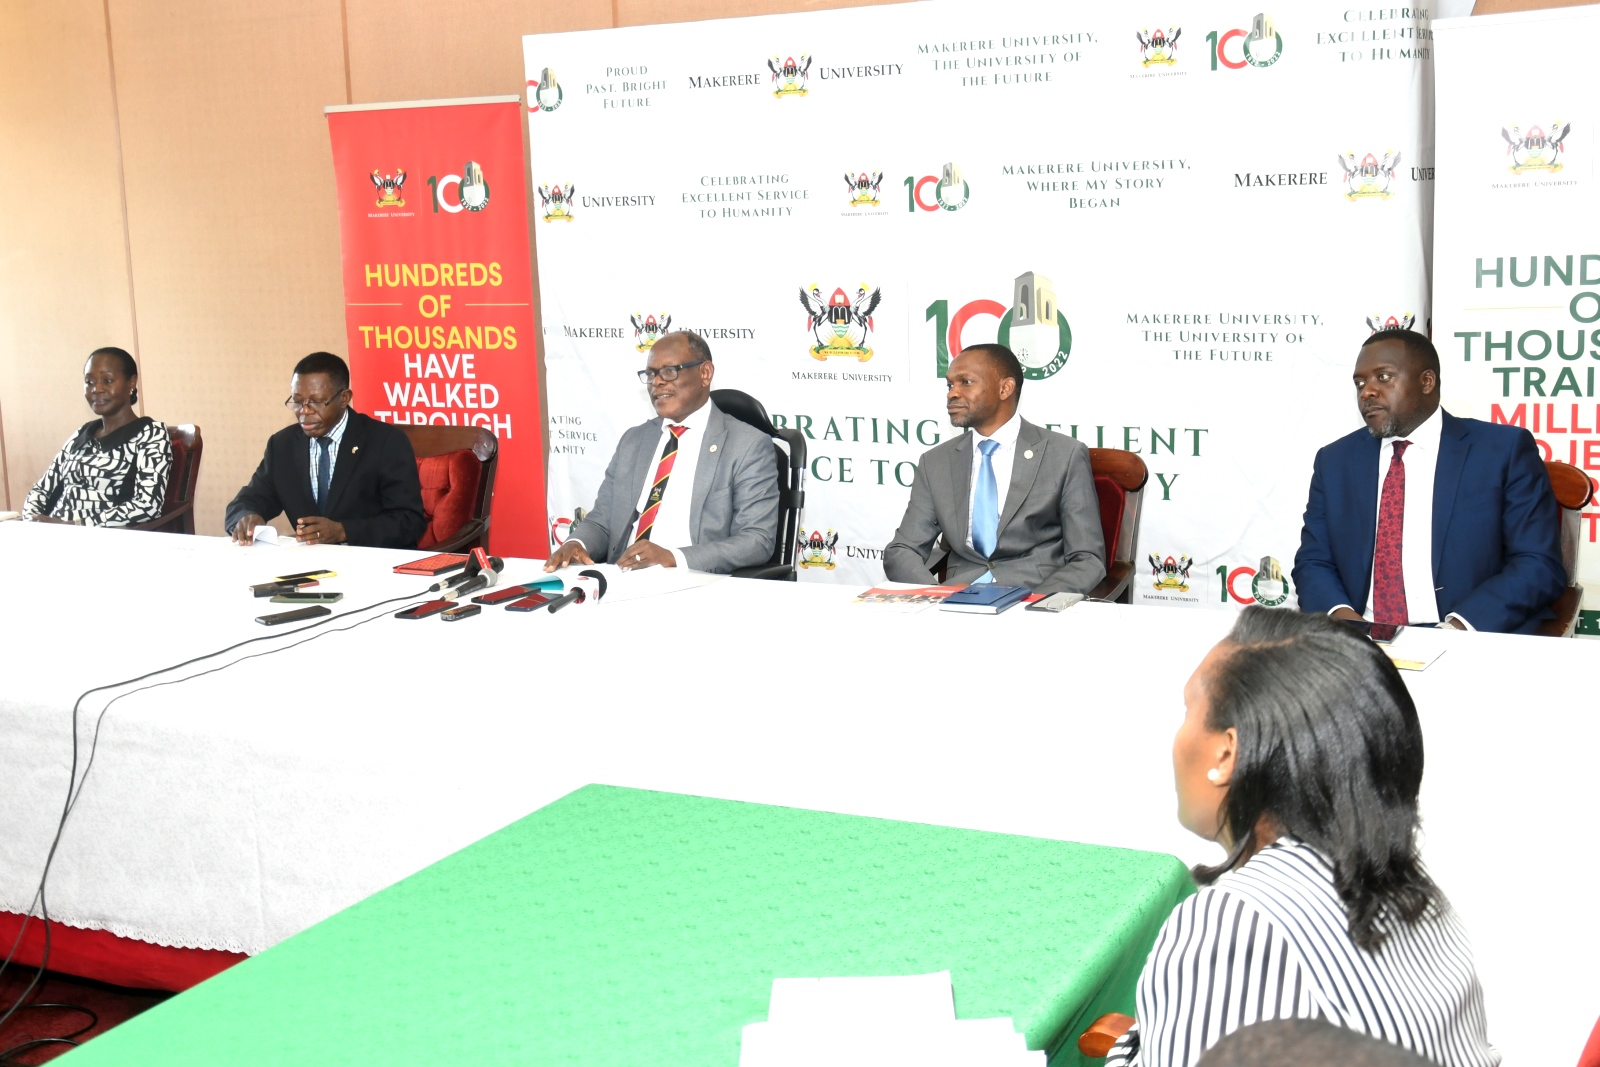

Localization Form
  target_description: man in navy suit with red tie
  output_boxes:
[1293,328,1566,634]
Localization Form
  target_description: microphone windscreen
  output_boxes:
[577,568,608,600]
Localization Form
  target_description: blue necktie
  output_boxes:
[971,438,1000,581]
[315,437,333,508]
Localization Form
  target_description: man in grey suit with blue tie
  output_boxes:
[883,344,1105,594]
[545,331,779,573]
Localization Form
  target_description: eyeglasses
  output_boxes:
[636,359,707,384]
[285,395,341,413]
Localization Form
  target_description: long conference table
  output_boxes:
[1,522,1597,1064]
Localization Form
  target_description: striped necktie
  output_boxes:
[636,425,688,541]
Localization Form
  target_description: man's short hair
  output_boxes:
[1361,327,1440,377]
[1198,1019,1433,1067]
[961,343,1025,397]
[662,330,713,364]
[293,352,350,392]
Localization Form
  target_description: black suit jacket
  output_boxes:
[225,409,426,549]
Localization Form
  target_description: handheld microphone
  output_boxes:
[546,568,609,614]
[429,552,503,593]
[443,557,505,600]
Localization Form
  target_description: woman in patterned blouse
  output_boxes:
[1106,607,1497,1067]
[25,347,172,527]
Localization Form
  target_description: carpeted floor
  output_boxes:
[0,967,169,1064]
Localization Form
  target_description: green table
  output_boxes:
[61,786,1193,1066]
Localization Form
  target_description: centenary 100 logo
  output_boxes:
[1338,151,1400,200]
[1502,122,1570,174]
[926,271,1070,381]
[1219,556,1291,606]
[905,163,969,212]
[801,285,881,361]
[429,161,489,213]
[528,67,563,113]
[1206,13,1283,69]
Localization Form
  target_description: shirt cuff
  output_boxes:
[1444,612,1474,631]
[1328,605,1357,617]
[670,548,689,570]
[565,537,587,553]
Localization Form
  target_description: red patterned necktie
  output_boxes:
[635,425,688,541]
[1371,439,1412,625]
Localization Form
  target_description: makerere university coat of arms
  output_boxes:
[1149,553,1194,592]
[800,284,881,361]
[798,530,839,569]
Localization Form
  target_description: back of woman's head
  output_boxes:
[1196,607,1437,949]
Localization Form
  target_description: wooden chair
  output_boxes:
[1535,459,1593,638]
[1079,1013,1136,1057]
[128,424,202,534]
[1087,448,1149,603]
[398,424,498,552]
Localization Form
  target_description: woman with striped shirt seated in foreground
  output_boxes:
[1107,607,1497,1067]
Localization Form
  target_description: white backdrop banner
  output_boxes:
[1434,5,1600,624]
[523,0,1434,607]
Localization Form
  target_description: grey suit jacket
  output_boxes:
[883,419,1106,595]
[568,401,780,573]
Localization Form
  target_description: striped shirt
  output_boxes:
[1106,839,1497,1067]
[307,409,349,507]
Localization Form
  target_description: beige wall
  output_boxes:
[0,0,904,532]
[0,0,1566,529]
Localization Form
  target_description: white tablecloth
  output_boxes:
[1,522,1596,1063]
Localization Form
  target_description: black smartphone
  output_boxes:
[441,604,482,622]
[273,569,336,583]
[270,591,344,604]
[252,580,318,598]
[254,605,332,626]
[395,600,453,620]
[504,593,551,612]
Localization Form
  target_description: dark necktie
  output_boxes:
[1372,440,1411,625]
[315,437,333,509]
[635,426,688,541]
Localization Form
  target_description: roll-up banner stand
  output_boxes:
[1434,6,1600,632]
[521,0,1434,610]
[326,96,547,558]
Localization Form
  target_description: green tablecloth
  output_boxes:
[61,785,1193,1066]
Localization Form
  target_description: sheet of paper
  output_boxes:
[766,971,954,1027]
[550,561,721,603]
[251,524,280,546]
[1383,626,1451,671]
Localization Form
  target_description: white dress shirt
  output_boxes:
[630,397,709,570]
[963,411,1022,552]
[1332,406,1470,628]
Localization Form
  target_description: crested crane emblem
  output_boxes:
[1502,122,1570,174]
[768,54,812,97]
[1149,553,1194,592]
[798,529,840,570]
[846,171,884,207]
[1338,151,1400,200]
[371,169,406,208]
[800,284,881,362]
[1136,27,1180,66]
[630,313,672,351]
[1366,313,1416,333]
[538,183,575,222]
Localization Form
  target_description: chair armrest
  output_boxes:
[431,517,489,554]
[1078,1012,1136,1058]
[125,502,193,534]
[731,563,796,581]
[1088,561,1134,604]
[1535,584,1583,638]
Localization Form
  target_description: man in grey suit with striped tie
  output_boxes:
[883,343,1105,595]
[545,331,779,574]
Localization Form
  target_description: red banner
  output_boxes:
[326,98,545,557]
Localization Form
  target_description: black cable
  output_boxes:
[0,587,432,1036]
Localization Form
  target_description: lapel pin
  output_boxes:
[351,446,359,454]
[1024,449,1034,460]
[709,444,718,453]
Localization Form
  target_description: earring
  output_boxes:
[1206,768,1221,783]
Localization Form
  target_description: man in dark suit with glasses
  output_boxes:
[226,352,425,548]
[545,330,779,573]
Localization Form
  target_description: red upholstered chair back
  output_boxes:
[398,425,498,552]
[1086,448,1149,604]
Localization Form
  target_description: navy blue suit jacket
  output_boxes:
[1292,410,1566,634]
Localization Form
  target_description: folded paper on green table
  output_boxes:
[60,785,1194,1067]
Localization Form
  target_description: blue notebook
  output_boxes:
[939,583,1031,614]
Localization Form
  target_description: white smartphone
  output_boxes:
[1025,591,1085,613]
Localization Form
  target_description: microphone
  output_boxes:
[429,551,503,593]
[443,557,504,600]
[546,568,609,614]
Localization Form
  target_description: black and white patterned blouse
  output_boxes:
[24,417,173,526]
[1106,839,1497,1067]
